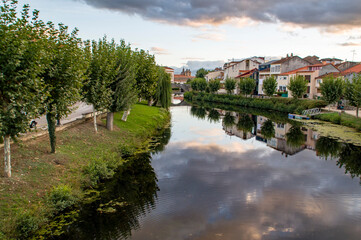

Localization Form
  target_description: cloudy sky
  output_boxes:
[18,0,361,72]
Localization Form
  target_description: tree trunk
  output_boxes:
[46,112,56,153]
[93,105,98,133]
[4,135,11,178]
[122,109,131,122]
[107,112,114,131]
[357,105,359,118]
[148,99,153,106]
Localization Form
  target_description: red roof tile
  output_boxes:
[341,63,361,75]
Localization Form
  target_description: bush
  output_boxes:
[118,144,136,158]
[185,91,327,113]
[83,152,123,188]
[15,212,40,238]
[47,185,78,214]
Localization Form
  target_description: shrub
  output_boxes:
[119,144,136,158]
[83,152,123,188]
[47,185,78,214]
[15,212,40,238]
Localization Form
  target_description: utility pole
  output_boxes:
[351,50,356,62]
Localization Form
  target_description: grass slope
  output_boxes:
[0,103,170,239]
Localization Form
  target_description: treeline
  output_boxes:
[0,1,172,178]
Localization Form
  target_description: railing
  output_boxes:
[302,108,321,116]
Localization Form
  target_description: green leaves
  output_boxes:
[224,78,236,95]
[238,77,256,97]
[320,76,343,105]
[262,76,277,97]
[287,75,308,99]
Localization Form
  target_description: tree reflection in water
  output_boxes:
[286,126,305,148]
[316,136,341,160]
[207,109,221,123]
[56,127,172,240]
[261,119,275,139]
[190,106,207,119]
[223,112,235,128]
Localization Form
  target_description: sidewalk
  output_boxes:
[322,106,358,117]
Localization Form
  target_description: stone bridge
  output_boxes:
[172,83,191,93]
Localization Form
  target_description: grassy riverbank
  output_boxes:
[184,92,327,114]
[314,112,361,131]
[0,104,170,239]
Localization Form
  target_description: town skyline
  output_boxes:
[18,0,361,71]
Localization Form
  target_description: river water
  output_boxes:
[60,105,361,240]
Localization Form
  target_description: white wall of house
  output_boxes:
[205,70,223,82]
[224,59,261,80]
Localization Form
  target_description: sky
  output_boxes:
[17,0,361,73]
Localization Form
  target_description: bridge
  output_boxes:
[302,108,322,116]
[172,83,191,93]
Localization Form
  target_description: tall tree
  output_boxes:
[42,23,88,153]
[154,67,172,110]
[195,68,209,79]
[344,74,361,118]
[225,78,236,95]
[287,75,307,99]
[196,78,207,92]
[208,79,221,93]
[261,119,275,139]
[134,49,158,105]
[82,37,115,133]
[320,76,344,111]
[106,40,137,131]
[0,1,48,177]
[238,77,256,97]
[262,76,277,97]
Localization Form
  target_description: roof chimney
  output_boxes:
[287,54,289,58]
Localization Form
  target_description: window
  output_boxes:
[305,75,311,83]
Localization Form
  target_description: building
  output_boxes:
[174,68,194,84]
[277,63,340,99]
[335,61,360,72]
[205,68,224,82]
[321,58,343,65]
[303,55,322,65]
[223,57,265,80]
[162,67,175,83]
[258,60,280,95]
[270,54,311,77]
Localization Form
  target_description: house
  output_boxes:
[278,63,340,99]
[174,68,194,84]
[321,58,343,65]
[303,55,322,65]
[315,63,361,88]
[205,68,224,82]
[162,67,175,83]
[270,54,311,77]
[258,60,280,95]
[335,61,360,72]
[223,57,265,80]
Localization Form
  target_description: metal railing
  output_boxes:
[302,108,321,116]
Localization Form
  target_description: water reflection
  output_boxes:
[57,136,170,239]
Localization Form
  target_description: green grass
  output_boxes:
[0,103,170,239]
[315,112,361,131]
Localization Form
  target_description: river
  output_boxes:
[58,105,361,240]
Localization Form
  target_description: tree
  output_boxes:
[0,1,48,177]
[238,77,256,97]
[287,75,307,99]
[316,136,341,160]
[262,76,277,97]
[82,37,115,133]
[320,76,344,111]
[191,78,207,92]
[134,49,158,105]
[196,78,207,92]
[225,78,236,95]
[195,68,208,79]
[344,74,361,118]
[154,67,172,110]
[190,79,198,91]
[106,40,137,131]
[208,79,221,93]
[237,114,254,139]
[42,23,88,153]
[207,109,220,123]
